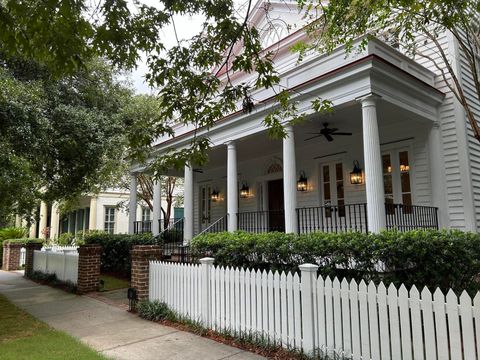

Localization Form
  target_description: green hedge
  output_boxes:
[0,226,31,267]
[84,232,157,278]
[191,230,480,294]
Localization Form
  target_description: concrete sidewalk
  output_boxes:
[0,271,264,360]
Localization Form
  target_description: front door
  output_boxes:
[320,162,346,218]
[268,179,285,232]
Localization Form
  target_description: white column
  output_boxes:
[152,179,162,236]
[15,215,21,228]
[39,201,48,239]
[283,125,298,233]
[89,197,97,230]
[299,263,319,354]
[184,164,194,243]
[128,173,138,234]
[428,122,448,228]
[200,257,215,326]
[50,202,60,239]
[29,220,37,239]
[361,95,386,233]
[226,141,238,232]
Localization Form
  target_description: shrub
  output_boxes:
[191,230,480,294]
[137,300,174,321]
[0,227,32,267]
[57,232,75,245]
[84,232,157,277]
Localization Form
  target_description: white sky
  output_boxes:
[127,0,251,94]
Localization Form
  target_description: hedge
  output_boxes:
[191,230,480,294]
[84,232,157,278]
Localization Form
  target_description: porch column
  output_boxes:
[29,220,37,239]
[39,201,48,239]
[15,215,21,228]
[226,141,238,232]
[184,163,194,243]
[89,197,97,230]
[361,95,386,233]
[283,125,298,233]
[152,179,162,236]
[50,202,60,239]
[428,122,448,228]
[128,173,137,234]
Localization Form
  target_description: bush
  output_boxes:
[57,232,75,245]
[84,232,157,277]
[191,230,480,294]
[0,227,32,267]
[137,300,174,321]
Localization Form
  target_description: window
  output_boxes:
[104,207,115,234]
[142,208,151,222]
[320,162,345,217]
[199,185,212,226]
[382,149,413,210]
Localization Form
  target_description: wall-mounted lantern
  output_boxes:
[350,160,364,185]
[240,183,249,198]
[297,171,308,192]
[210,189,220,202]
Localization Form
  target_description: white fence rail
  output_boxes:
[42,245,78,254]
[149,259,480,359]
[33,250,79,284]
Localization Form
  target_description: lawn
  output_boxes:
[0,295,107,360]
[100,274,130,291]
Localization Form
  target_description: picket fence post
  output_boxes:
[200,257,215,327]
[299,263,319,355]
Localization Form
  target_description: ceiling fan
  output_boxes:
[304,123,352,142]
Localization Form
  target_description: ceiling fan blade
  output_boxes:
[304,135,322,141]
[331,132,353,136]
[324,134,334,142]
[193,169,203,173]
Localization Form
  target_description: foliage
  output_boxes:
[191,230,480,294]
[0,227,27,241]
[28,271,77,293]
[57,233,75,246]
[137,300,175,322]
[84,232,157,277]
[0,295,106,359]
[297,0,480,142]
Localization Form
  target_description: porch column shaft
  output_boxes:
[128,173,137,234]
[227,141,238,232]
[428,122,448,228]
[361,95,386,233]
[29,219,37,239]
[283,125,298,233]
[89,197,97,230]
[50,202,60,239]
[184,164,194,243]
[152,179,162,236]
[39,201,48,239]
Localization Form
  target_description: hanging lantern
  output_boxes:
[240,183,249,198]
[350,160,364,185]
[210,189,220,202]
[297,171,308,191]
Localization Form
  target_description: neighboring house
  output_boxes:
[129,0,480,241]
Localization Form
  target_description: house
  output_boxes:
[129,1,480,241]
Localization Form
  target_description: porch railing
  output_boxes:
[385,203,438,231]
[297,203,368,234]
[159,218,191,263]
[238,210,285,233]
[198,214,228,236]
[133,220,152,234]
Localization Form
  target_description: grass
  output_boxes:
[0,295,108,360]
[99,274,130,291]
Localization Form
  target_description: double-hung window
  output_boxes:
[104,207,115,234]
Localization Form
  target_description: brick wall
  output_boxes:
[131,245,162,301]
[24,242,43,278]
[2,242,23,271]
[77,244,102,294]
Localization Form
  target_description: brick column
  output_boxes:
[131,245,162,301]
[77,244,102,294]
[2,242,24,271]
[24,241,43,278]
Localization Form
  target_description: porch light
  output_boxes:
[240,183,249,198]
[210,189,220,202]
[297,171,308,191]
[350,160,364,185]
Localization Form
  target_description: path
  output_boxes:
[0,271,264,360]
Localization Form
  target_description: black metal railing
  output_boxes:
[198,214,228,235]
[297,204,368,234]
[385,203,438,231]
[133,220,152,234]
[159,218,192,263]
[238,210,285,233]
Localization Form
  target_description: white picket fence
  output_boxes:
[149,259,480,359]
[42,245,78,254]
[33,250,79,284]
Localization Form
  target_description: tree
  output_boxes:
[0,55,132,220]
[296,0,480,141]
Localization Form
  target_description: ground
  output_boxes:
[99,274,130,292]
[0,294,106,360]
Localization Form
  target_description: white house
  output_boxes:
[129,1,480,241]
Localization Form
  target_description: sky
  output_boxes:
[127,0,251,94]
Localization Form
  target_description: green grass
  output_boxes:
[0,295,108,360]
[100,274,130,291]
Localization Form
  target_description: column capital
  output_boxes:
[284,124,294,134]
[357,93,381,106]
[432,121,441,129]
[225,140,236,149]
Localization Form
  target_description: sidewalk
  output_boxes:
[0,271,264,360]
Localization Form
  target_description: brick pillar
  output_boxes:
[131,245,162,301]
[24,241,43,278]
[2,242,24,271]
[77,244,102,294]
